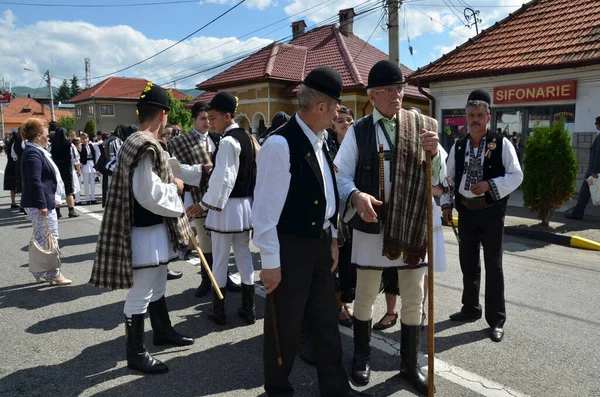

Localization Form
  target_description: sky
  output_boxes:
[0,0,526,91]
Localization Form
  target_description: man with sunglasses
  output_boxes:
[335,60,440,395]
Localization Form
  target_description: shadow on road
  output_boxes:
[0,282,108,311]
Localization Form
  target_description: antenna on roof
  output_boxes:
[85,58,92,88]
[464,7,481,35]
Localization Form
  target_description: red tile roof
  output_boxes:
[197,25,426,100]
[185,91,217,109]
[408,0,600,85]
[3,97,73,125]
[69,77,189,102]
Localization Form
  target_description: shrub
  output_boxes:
[57,115,76,132]
[84,119,96,136]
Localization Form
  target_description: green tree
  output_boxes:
[166,90,193,132]
[522,119,578,226]
[70,75,83,97]
[57,115,76,132]
[84,119,96,135]
[56,79,71,102]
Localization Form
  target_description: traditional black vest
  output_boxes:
[213,128,256,198]
[454,131,507,205]
[275,116,339,238]
[349,114,386,235]
[133,199,163,227]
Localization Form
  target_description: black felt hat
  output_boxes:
[208,92,237,115]
[191,101,209,115]
[595,115,600,124]
[301,66,343,101]
[137,81,170,111]
[367,60,403,89]
[467,89,491,106]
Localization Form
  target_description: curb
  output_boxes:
[445,218,600,251]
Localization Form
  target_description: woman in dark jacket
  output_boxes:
[50,127,78,218]
[3,130,22,208]
[21,118,71,285]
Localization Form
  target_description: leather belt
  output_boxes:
[459,196,498,210]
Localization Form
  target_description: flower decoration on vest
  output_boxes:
[484,138,497,159]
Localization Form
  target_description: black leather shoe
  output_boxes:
[348,389,372,396]
[490,327,504,342]
[564,212,583,220]
[10,204,19,209]
[373,312,398,330]
[226,275,241,292]
[167,269,182,280]
[449,310,482,322]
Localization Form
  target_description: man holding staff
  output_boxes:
[253,67,369,397]
[334,60,440,395]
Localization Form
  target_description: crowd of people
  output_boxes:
[5,60,525,396]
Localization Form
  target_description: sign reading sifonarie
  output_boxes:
[494,80,577,105]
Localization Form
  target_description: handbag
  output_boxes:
[28,217,61,273]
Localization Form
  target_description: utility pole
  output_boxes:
[387,0,401,63]
[1,78,4,139]
[464,7,481,35]
[46,70,55,122]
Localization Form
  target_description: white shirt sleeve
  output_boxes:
[201,137,240,211]
[132,152,184,217]
[333,125,360,203]
[71,144,80,166]
[179,163,203,187]
[488,138,524,200]
[440,143,456,209]
[252,135,291,270]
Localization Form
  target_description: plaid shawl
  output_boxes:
[90,131,193,290]
[383,109,438,266]
[167,131,211,203]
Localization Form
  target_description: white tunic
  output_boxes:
[130,152,184,268]
[440,136,523,207]
[334,121,443,270]
[200,123,252,234]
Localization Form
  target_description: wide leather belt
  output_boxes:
[459,196,498,210]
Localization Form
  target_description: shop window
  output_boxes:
[441,109,466,152]
[100,104,115,116]
[552,105,575,137]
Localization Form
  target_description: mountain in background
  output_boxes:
[9,86,202,100]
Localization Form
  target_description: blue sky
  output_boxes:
[0,0,523,89]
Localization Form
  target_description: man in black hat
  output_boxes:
[565,115,600,220]
[441,89,523,343]
[334,59,439,394]
[253,67,370,397]
[90,82,194,375]
[186,91,256,326]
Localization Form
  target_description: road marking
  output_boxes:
[80,209,529,397]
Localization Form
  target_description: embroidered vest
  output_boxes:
[455,131,507,204]
[213,128,256,198]
[275,116,339,238]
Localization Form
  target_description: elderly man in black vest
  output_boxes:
[253,67,370,397]
[335,60,440,395]
[441,89,523,343]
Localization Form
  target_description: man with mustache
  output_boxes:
[335,60,440,395]
[441,89,523,343]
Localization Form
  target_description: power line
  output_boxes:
[0,0,198,7]
[92,0,246,80]
[25,77,46,108]
[351,11,386,65]
[408,5,470,38]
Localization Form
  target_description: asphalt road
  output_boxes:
[1,154,599,397]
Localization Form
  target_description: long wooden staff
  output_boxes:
[425,151,435,397]
[188,234,224,300]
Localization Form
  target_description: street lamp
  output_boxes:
[23,67,55,122]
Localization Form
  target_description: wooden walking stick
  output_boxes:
[188,235,224,300]
[425,151,435,397]
[268,294,283,366]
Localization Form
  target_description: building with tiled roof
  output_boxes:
[1,97,73,137]
[407,0,600,188]
[69,77,190,133]
[194,8,429,135]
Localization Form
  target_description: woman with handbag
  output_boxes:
[20,118,71,285]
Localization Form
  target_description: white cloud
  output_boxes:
[201,0,272,11]
[0,11,272,89]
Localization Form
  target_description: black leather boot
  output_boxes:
[195,253,213,297]
[148,296,194,346]
[226,273,241,292]
[237,283,256,324]
[351,317,372,386]
[56,207,62,219]
[400,323,431,395]
[209,287,227,325]
[68,207,79,218]
[166,268,182,280]
[125,314,168,374]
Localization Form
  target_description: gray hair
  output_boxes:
[466,100,491,115]
[297,84,333,110]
